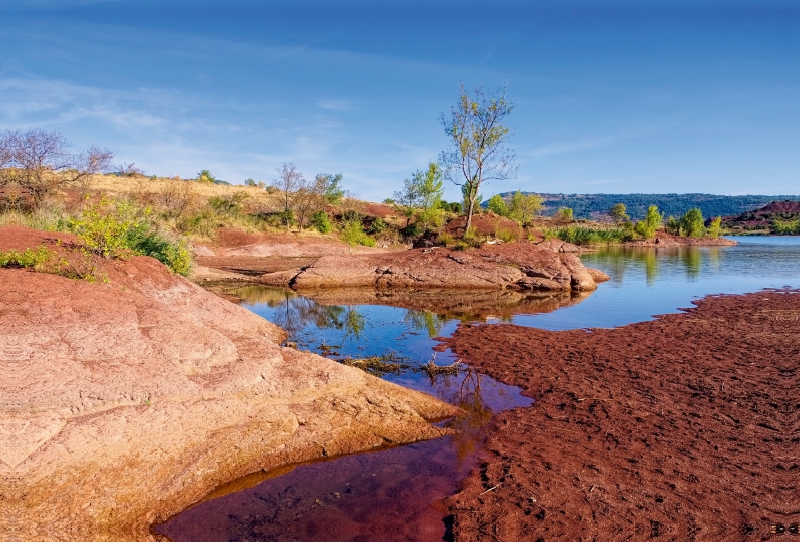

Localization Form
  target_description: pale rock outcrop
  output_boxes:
[0,227,457,542]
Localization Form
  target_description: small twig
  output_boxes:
[480,483,501,495]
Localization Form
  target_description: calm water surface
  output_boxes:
[157,236,800,541]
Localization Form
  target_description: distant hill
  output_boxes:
[494,193,800,220]
[722,199,800,235]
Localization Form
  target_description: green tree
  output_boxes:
[707,216,722,238]
[508,190,542,226]
[271,163,304,229]
[610,203,629,223]
[680,207,705,237]
[316,173,345,204]
[196,169,216,184]
[440,85,516,233]
[487,194,509,216]
[393,162,445,231]
[634,205,663,239]
[664,215,680,235]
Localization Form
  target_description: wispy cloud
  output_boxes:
[316,99,349,111]
[528,136,618,158]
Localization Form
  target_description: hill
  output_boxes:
[495,193,800,220]
[721,199,800,235]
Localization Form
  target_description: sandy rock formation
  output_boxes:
[286,242,605,293]
[0,227,457,542]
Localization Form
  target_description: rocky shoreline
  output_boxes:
[194,236,610,294]
[0,227,458,542]
[439,290,799,540]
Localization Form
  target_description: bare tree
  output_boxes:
[293,176,328,231]
[439,85,517,232]
[0,129,113,211]
[271,162,305,229]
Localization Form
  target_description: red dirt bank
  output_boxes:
[441,291,799,541]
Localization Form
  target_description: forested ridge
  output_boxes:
[499,193,800,220]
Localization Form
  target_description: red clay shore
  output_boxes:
[440,291,799,541]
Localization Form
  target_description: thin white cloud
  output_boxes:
[528,136,618,158]
[316,100,349,111]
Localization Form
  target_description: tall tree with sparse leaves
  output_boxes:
[439,85,516,233]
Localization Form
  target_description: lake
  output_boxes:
[156,236,800,541]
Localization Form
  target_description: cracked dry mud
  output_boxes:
[0,226,458,542]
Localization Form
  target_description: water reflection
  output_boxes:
[236,286,590,345]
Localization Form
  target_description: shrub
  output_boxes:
[487,194,509,217]
[548,225,629,246]
[706,216,722,238]
[438,232,455,247]
[400,222,422,239]
[341,218,375,248]
[67,199,193,275]
[367,216,389,235]
[680,207,705,237]
[495,226,517,243]
[634,205,663,239]
[0,245,56,271]
[310,210,332,233]
[555,207,574,224]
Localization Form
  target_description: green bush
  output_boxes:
[0,245,56,270]
[400,222,422,239]
[68,199,193,275]
[680,208,705,237]
[310,210,332,233]
[548,225,629,246]
[341,218,375,247]
[367,216,389,235]
[634,205,663,239]
[487,194,509,217]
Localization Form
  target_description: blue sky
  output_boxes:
[0,0,797,201]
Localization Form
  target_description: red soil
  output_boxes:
[440,291,800,541]
[445,213,524,238]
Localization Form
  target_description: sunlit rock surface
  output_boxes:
[0,226,457,542]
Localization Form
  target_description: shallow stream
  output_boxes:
[157,237,800,541]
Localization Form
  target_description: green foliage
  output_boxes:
[316,173,345,204]
[487,194,509,216]
[510,193,800,221]
[507,190,542,226]
[196,170,216,184]
[124,223,192,276]
[772,218,800,235]
[664,215,680,235]
[310,210,332,234]
[439,201,462,213]
[439,85,516,229]
[555,207,574,223]
[462,225,483,247]
[547,225,629,246]
[367,217,389,235]
[707,216,722,238]
[400,222,423,239]
[340,219,375,247]
[0,245,56,270]
[382,198,396,205]
[208,191,248,215]
[609,203,629,223]
[634,205,663,239]
[67,199,139,258]
[393,162,444,232]
[495,227,517,243]
[67,199,192,275]
[680,207,705,237]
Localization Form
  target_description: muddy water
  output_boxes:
[157,236,800,541]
